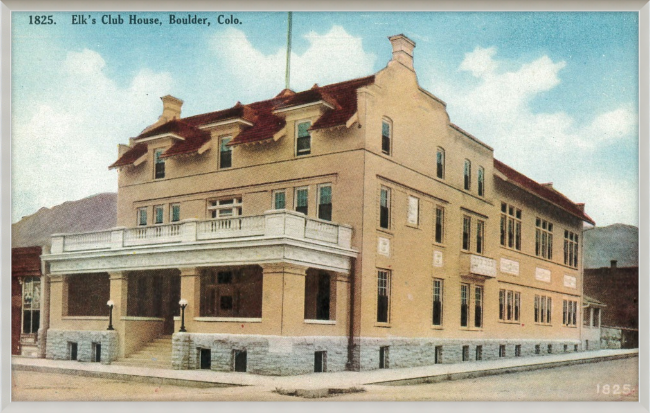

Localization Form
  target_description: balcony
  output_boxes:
[45,210,356,275]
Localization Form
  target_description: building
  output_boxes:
[40,34,594,374]
[12,247,43,357]
[584,260,638,348]
[581,295,606,351]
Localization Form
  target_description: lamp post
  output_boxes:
[107,300,115,331]
[179,298,188,332]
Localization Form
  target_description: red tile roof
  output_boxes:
[12,246,42,278]
[109,75,375,166]
[494,159,595,225]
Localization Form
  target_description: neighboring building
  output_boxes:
[584,260,638,349]
[581,295,606,351]
[12,247,43,357]
[41,34,594,374]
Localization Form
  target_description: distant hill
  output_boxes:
[583,223,638,269]
[12,193,117,248]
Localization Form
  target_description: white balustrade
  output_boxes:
[197,215,265,240]
[124,223,183,246]
[304,219,339,244]
[63,230,112,252]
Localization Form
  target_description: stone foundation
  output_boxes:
[46,330,119,364]
[172,333,348,375]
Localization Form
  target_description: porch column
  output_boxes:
[333,273,351,323]
[261,264,308,336]
[47,275,65,328]
[589,307,594,328]
[178,267,201,331]
[109,271,128,357]
[37,274,51,358]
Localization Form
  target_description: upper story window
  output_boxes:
[462,215,471,251]
[170,203,181,222]
[407,196,419,226]
[295,187,308,215]
[154,205,164,225]
[464,159,471,190]
[273,190,286,210]
[436,148,445,179]
[434,206,445,244]
[564,230,579,268]
[500,203,521,250]
[563,299,578,326]
[379,187,391,229]
[476,219,485,254]
[535,295,552,324]
[432,279,443,326]
[296,121,311,156]
[460,283,469,327]
[382,119,391,155]
[208,198,242,218]
[478,166,485,197]
[474,286,483,328]
[219,136,232,169]
[154,149,165,179]
[137,207,147,226]
[536,218,554,260]
[377,269,391,323]
[318,184,332,221]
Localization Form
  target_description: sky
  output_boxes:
[10,11,639,227]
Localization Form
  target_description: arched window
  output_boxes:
[464,159,472,190]
[436,147,445,179]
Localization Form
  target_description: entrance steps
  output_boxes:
[112,335,173,370]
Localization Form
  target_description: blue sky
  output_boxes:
[11,11,639,226]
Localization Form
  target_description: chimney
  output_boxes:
[388,34,416,70]
[610,260,617,269]
[160,95,184,122]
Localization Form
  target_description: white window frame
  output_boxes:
[432,278,443,326]
[137,207,148,226]
[170,203,181,222]
[499,288,521,323]
[478,166,485,197]
[154,148,165,179]
[273,189,286,210]
[379,186,391,230]
[462,215,471,251]
[208,197,243,219]
[377,269,391,324]
[317,184,332,221]
[219,136,233,169]
[500,203,522,251]
[294,187,309,215]
[296,120,312,156]
[381,118,392,156]
[434,206,445,244]
[536,218,554,260]
[464,159,472,190]
[436,147,445,179]
[154,205,164,225]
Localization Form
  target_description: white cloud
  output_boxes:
[210,26,376,98]
[12,48,173,222]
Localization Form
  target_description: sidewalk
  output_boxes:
[12,348,638,394]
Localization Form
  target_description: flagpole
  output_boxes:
[285,12,292,90]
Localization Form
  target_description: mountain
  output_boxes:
[583,223,638,269]
[12,193,117,248]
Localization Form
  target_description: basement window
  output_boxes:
[233,350,247,372]
[200,348,211,370]
[314,351,327,373]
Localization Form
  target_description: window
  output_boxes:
[464,159,471,190]
[499,289,520,322]
[273,190,286,210]
[377,270,391,323]
[548,344,553,354]
[170,203,180,222]
[154,149,165,179]
[460,283,469,327]
[295,188,308,215]
[21,277,41,335]
[500,203,521,250]
[478,166,485,197]
[154,205,164,224]
[436,148,445,179]
[379,346,389,369]
[435,346,443,364]
[380,187,391,229]
[382,120,391,155]
[462,345,470,362]
[535,218,554,259]
[296,121,311,156]
[199,348,211,370]
[474,286,483,328]
[476,220,485,254]
[476,345,483,361]
[515,345,521,357]
[432,279,443,326]
[435,206,444,243]
[219,136,232,169]
[564,344,568,353]
[407,196,419,226]
[233,350,247,372]
[314,351,327,372]
[318,185,332,221]
[535,344,540,354]
[564,230,579,268]
[137,207,147,226]
[535,295,552,324]
[208,198,242,218]
[199,268,262,318]
[462,215,471,251]
[563,299,578,326]
[499,345,506,358]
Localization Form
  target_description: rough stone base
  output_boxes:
[172,333,348,376]
[46,330,119,364]
[352,337,583,371]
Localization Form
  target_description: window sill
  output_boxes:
[62,316,109,321]
[535,323,553,327]
[121,316,164,322]
[405,223,420,230]
[498,320,522,325]
[431,325,444,330]
[187,317,262,323]
[304,319,336,325]
[374,323,391,328]
[376,228,394,236]
[432,242,446,248]
[563,325,578,328]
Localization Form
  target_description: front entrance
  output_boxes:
[127,271,180,335]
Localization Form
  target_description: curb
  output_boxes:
[368,352,638,386]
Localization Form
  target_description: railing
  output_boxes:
[50,210,353,253]
[124,223,183,246]
[62,230,113,252]
[197,215,265,240]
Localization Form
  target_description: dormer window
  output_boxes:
[219,137,232,169]
[296,121,311,156]
[382,120,391,155]
[154,149,165,179]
